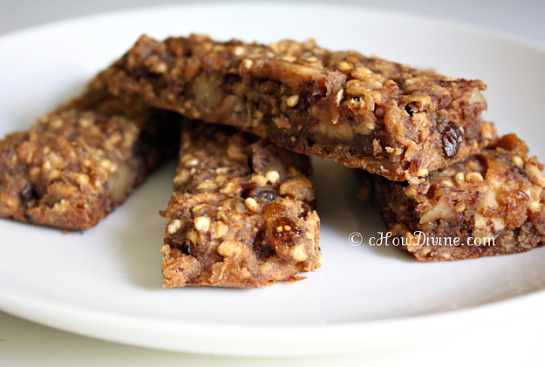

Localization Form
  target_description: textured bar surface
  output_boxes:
[0,74,180,230]
[161,121,321,287]
[104,34,496,181]
[370,134,545,260]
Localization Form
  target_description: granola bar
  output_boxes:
[161,121,321,287]
[103,34,495,181]
[368,134,545,260]
[0,74,180,230]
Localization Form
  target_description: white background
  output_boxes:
[1,0,544,366]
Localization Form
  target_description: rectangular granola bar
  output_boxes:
[368,134,545,260]
[161,121,322,287]
[0,74,180,230]
[103,34,495,181]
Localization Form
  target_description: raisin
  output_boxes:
[442,122,463,158]
[494,134,528,155]
[171,241,191,255]
[299,202,313,218]
[242,183,278,201]
[21,185,38,208]
[253,232,275,259]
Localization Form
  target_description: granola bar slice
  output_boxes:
[0,75,180,230]
[368,134,545,260]
[161,121,321,287]
[104,34,495,181]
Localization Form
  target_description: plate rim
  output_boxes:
[1,282,544,356]
[1,1,544,356]
[2,0,545,52]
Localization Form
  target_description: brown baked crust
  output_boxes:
[161,121,322,287]
[369,134,545,260]
[103,34,496,181]
[0,74,180,230]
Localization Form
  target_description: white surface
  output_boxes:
[2,0,545,44]
[1,0,545,365]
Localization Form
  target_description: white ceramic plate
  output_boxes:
[1,2,545,357]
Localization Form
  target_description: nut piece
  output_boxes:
[417,168,429,177]
[194,216,210,232]
[512,156,524,167]
[244,197,259,212]
[292,244,308,262]
[465,172,484,183]
[168,219,182,234]
[286,95,300,107]
[251,174,267,187]
[186,158,199,167]
[338,61,351,72]
[220,182,240,194]
[455,172,465,184]
[525,163,545,187]
[266,170,280,185]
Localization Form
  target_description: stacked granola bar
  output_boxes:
[102,34,494,182]
[100,34,545,262]
[369,134,545,260]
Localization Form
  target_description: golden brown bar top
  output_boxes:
[104,34,495,181]
[0,75,180,230]
[162,121,321,287]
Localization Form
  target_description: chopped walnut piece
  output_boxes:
[286,94,300,107]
